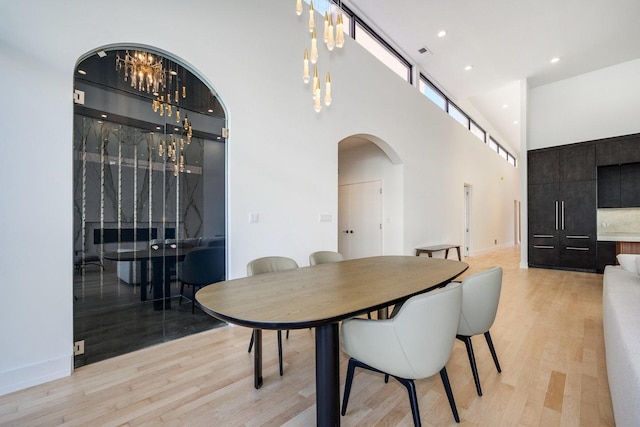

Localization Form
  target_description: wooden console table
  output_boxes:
[415,244,462,261]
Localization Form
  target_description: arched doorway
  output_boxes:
[72,46,227,367]
[338,134,404,258]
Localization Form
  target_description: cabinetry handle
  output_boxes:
[533,245,555,249]
[566,235,589,239]
[533,234,554,238]
[561,201,565,231]
[566,247,589,251]
[555,201,559,230]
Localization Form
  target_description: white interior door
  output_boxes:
[338,181,382,259]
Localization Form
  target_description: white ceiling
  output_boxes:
[346,0,640,156]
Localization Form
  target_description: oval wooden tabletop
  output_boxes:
[196,256,468,329]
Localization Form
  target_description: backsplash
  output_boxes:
[598,208,640,234]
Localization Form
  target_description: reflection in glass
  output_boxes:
[73,48,226,367]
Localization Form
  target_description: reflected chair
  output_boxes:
[178,247,226,313]
[456,266,503,396]
[74,250,103,272]
[246,256,299,376]
[309,250,344,265]
[340,282,463,426]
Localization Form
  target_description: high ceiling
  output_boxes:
[346,0,640,155]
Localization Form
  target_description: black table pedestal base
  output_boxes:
[315,323,340,426]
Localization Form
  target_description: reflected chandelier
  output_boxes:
[297,0,344,112]
[116,50,192,176]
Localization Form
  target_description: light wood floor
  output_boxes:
[0,246,614,426]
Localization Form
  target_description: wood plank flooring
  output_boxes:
[0,246,614,426]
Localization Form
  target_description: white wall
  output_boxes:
[0,0,520,395]
[529,58,640,150]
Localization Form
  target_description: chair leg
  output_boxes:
[248,329,283,376]
[484,331,502,373]
[277,330,283,376]
[439,367,460,423]
[248,330,255,353]
[395,377,422,427]
[191,285,197,313]
[179,281,185,306]
[341,358,357,416]
[457,335,482,396]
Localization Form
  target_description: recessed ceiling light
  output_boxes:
[550,57,560,64]
[437,30,447,38]
[101,114,107,118]
[208,109,214,113]
[502,104,509,109]
[513,120,519,125]
[77,69,86,75]
[464,65,473,71]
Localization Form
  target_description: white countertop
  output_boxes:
[597,233,640,242]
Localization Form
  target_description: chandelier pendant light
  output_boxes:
[117,49,191,176]
[303,49,310,83]
[308,0,315,32]
[297,0,345,112]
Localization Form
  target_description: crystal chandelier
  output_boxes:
[297,0,344,112]
[116,50,191,176]
[158,116,192,176]
[115,51,166,94]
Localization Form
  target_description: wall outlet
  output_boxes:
[74,340,85,356]
[249,213,260,223]
[319,214,332,222]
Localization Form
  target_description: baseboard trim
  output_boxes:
[0,355,72,396]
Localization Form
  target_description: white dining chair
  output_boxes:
[456,266,503,396]
[309,250,344,265]
[246,256,299,376]
[340,282,463,426]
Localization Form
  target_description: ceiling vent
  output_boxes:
[418,46,433,56]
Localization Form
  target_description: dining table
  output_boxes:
[196,255,468,426]
[104,246,196,310]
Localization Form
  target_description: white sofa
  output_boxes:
[603,254,640,427]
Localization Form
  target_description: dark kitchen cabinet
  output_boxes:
[597,162,640,208]
[528,144,596,271]
[528,149,559,185]
[560,143,596,181]
[621,163,640,207]
[596,241,617,273]
[597,165,621,208]
[596,135,640,166]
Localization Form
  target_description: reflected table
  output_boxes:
[196,255,468,426]
[104,247,195,310]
